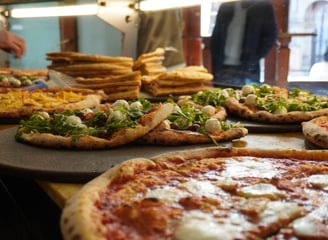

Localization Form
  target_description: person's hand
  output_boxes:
[0,30,26,58]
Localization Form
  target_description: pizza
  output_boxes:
[137,102,247,145]
[15,99,173,149]
[0,67,48,88]
[302,116,328,149]
[0,87,103,119]
[60,147,328,240]
[224,84,328,123]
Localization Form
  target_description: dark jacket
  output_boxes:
[211,0,278,82]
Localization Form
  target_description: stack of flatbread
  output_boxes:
[46,52,134,78]
[46,52,141,101]
[71,71,141,101]
[142,66,213,97]
[133,48,167,79]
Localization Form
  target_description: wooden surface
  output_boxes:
[37,132,307,209]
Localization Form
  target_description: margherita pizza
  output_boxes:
[302,116,328,149]
[0,87,103,119]
[60,147,328,240]
[15,99,173,149]
[224,84,328,123]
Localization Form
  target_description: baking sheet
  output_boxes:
[227,117,302,133]
[0,127,222,183]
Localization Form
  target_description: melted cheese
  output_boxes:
[223,158,278,178]
[308,174,328,189]
[293,205,328,238]
[145,186,189,205]
[214,178,238,191]
[237,183,284,200]
[259,201,302,225]
[145,180,220,205]
[175,210,244,240]
[293,218,320,237]
[180,179,217,197]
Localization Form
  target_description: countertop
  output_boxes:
[0,123,314,209]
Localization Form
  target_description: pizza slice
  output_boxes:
[15,98,173,149]
[302,116,328,148]
[225,84,328,123]
[137,102,247,145]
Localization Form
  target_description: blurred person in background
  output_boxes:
[0,29,26,58]
[210,0,277,87]
[309,47,328,81]
[137,9,185,69]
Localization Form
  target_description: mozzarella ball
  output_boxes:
[220,89,230,98]
[109,110,126,122]
[273,107,288,114]
[201,105,216,116]
[173,105,182,113]
[244,94,257,105]
[36,111,50,120]
[24,79,33,86]
[241,85,255,96]
[129,101,143,110]
[162,119,171,129]
[261,84,272,89]
[298,91,309,97]
[66,115,86,128]
[180,95,191,101]
[9,78,21,87]
[112,99,129,109]
[79,108,93,115]
[205,118,222,134]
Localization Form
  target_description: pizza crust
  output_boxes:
[149,147,328,163]
[225,97,328,123]
[137,122,248,145]
[61,158,155,240]
[302,116,328,149]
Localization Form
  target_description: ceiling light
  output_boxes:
[9,4,98,18]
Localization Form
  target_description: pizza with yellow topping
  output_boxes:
[0,87,103,119]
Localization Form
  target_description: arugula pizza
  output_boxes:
[225,84,328,123]
[178,87,237,108]
[60,147,328,240]
[138,102,247,145]
[0,68,48,88]
[0,87,103,119]
[15,99,173,149]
